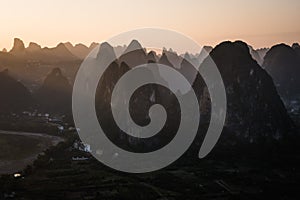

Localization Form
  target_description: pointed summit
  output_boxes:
[64,42,73,50]
[10,38,25,53]
[119,40,147,68]
[64,42,90,59]
[159,53,173,67]
[56,42,68,50]
[97,42,116,61]
[124,39,144,54]
[73,43,89,59]
[292,43,300,49]
[147,51,158,63]
[36,67,72,114]
[89,42,99,51]
[42,43,78,61]
[183,52,192,61]
[2,48,7,53]
[203,45,213,52]
[98,42,114,54]
[42,68,70,89]
[75,43,86,48]
[293,43,300,57]
[27,42,41,52]
[198,46,212,65]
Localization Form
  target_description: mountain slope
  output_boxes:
[35,68,72,114]
[263,44,300,102]
[0,69,33,113]
[196,41,294,142]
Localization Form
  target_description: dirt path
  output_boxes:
[0,130,64,175]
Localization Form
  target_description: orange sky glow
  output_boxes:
[1,0,299,50]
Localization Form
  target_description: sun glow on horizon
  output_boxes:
[1,0,300,50]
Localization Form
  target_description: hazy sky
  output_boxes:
[1,0,300,50]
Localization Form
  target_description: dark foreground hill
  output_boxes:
[0,69,33,113]
[263,44,300,103]
[196,41,294,143]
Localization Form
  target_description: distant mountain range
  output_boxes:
[0,39,298,146]
[1,38,297,70]
[9,38,79,63]
[92,40,296,149]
